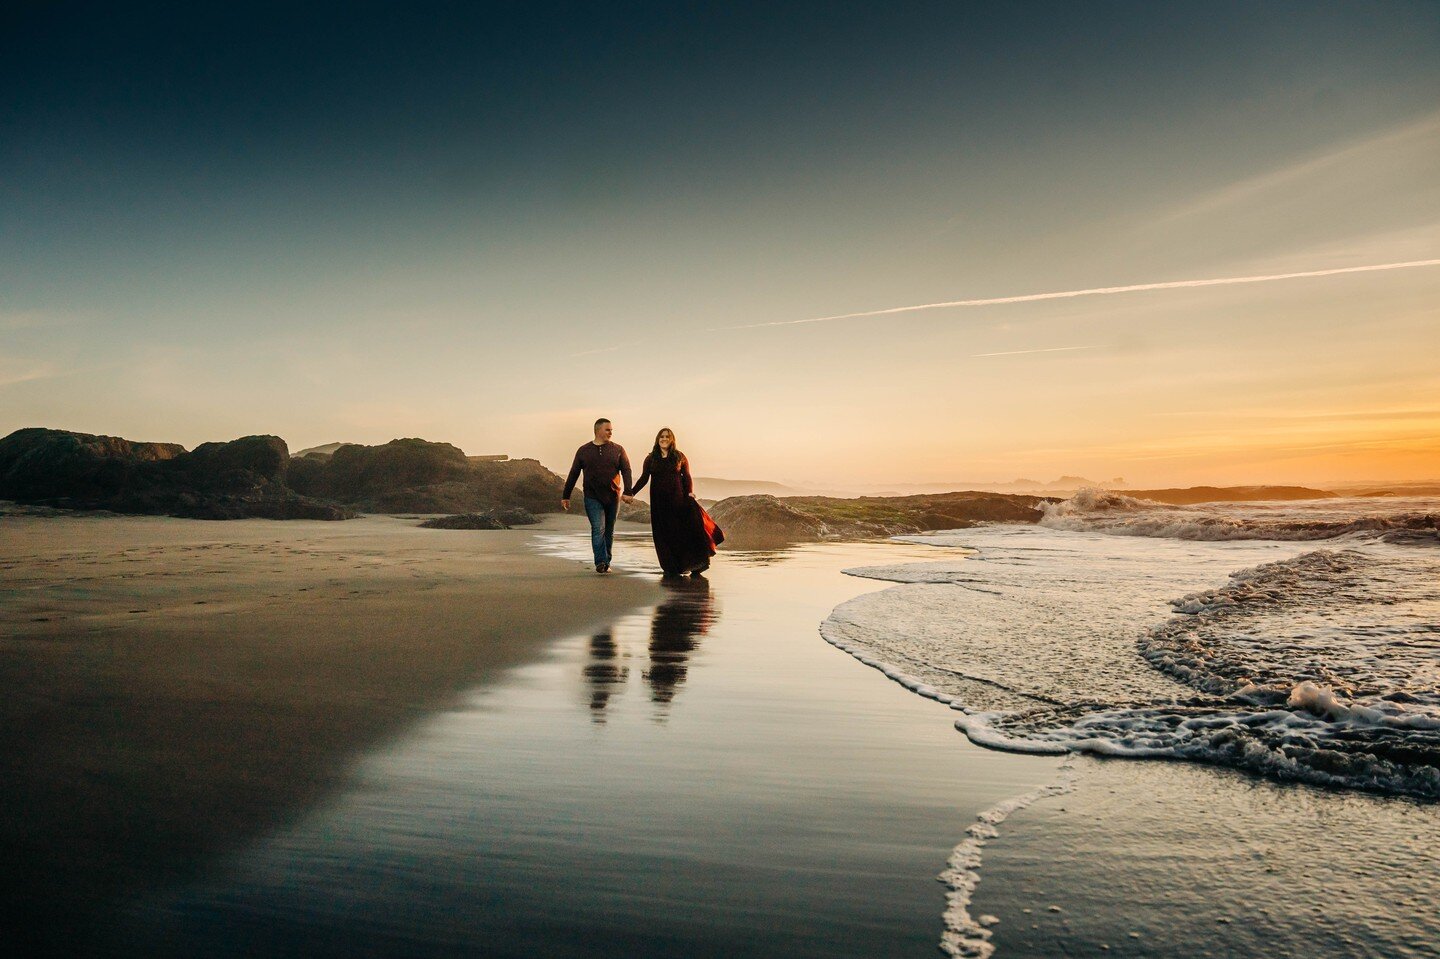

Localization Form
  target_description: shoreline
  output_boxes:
[0,512,661,943]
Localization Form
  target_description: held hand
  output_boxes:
[561,499,570,512]
[621,494,635,504]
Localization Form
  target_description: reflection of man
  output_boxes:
[561,418,634,574]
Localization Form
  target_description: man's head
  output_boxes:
[593,418,613,443]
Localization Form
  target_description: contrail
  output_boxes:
[716,258,1440,331]
[970,345,1099,358]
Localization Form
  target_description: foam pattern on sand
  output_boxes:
[938,762,1076,959]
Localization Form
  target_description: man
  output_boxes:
[561,418,634,574]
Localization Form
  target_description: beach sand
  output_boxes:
[0,512,660,947]
[6,523,1062,958]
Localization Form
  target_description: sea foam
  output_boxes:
[938,762,1076,959]
[825,505,1440,800]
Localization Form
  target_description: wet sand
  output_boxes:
[0,512,660,949]
[93,533,1060,958]
[974,757,1440,958]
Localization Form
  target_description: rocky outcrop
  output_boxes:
[288,438,564,514]
[417,507,539,530]
[0,428,353,520]
[706,496,832,547]
[619,500,651,524]
[326,438,472,494]
[0,427,185,504]
[709,491,1053,548]
[420,512,508,530]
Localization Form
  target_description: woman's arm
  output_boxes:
[631,455,653,495]
[680,455,693,497]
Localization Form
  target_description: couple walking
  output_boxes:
[561,418,724,577]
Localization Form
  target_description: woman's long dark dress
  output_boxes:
[631,452,722,576]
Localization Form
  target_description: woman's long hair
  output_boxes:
[649,428,683,472]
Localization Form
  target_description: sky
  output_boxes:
[3,1,1438,488]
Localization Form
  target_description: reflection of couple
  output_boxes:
[585,576,717,721]
[561,417,724,577]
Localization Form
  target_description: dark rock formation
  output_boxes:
[0,427,184,504]
[0,428,353,520]
[915,511,977,530]
[420,512,501,530]
[187,434,289,479]
[706,495,830,547]
[421,513,505,530]
[328,438,471,494]
[288,438,564,514]
[417,507,539,530]
[284,455,328,496]
[709,491,1053,548]
[619,500,651,524]
[490,506,540,526]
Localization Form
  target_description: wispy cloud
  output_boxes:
[0,358,62,387]
[716,259,1440,331]
[970,345,1099,358]
[1161,111,1440,224]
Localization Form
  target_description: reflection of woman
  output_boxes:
[646,576,716,709]
[630,428,724,577]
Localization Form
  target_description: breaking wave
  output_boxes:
[1039,488,1439,544]
[823,514,1440,800]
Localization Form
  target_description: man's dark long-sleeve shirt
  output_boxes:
[562,442,633,506]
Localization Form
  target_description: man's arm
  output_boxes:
[561,447,583,509]
[619,447,635,502]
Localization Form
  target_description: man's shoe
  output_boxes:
[596,563,609,574]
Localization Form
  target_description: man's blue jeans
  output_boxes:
[583,496,618,567]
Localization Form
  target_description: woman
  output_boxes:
[630,428,724,577]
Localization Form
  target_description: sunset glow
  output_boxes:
[3,5,1437,489]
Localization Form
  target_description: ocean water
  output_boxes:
[824,493,1440,799]
[822,493,1440,957]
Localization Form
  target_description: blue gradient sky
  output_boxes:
[3,2,1438,485]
